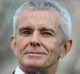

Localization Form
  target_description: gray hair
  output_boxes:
[13,0,72,41]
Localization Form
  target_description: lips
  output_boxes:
[24,51,46,55]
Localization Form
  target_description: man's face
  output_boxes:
[11,10,63,70]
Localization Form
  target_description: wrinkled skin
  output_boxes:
[11,10,72,73]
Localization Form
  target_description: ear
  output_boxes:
[60,40,72,58]
[11,35,17,55]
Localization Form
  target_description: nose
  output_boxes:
[30,31,41,47]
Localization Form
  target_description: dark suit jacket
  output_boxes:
[12,71,15,74]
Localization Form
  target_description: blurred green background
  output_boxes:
[0,0,80,74]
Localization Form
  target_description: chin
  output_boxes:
[22,55,47,66]
[22,59,46,69]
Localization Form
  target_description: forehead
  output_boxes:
[17,9,60,29]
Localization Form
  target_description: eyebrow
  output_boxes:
[18,26,56,34]
[18,26,33,32]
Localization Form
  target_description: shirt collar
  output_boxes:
[15,66,25,74]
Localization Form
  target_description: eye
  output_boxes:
[20,30,32,37]
[41,31,53,37]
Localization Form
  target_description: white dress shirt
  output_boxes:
[15,66,25,74]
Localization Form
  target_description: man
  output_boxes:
[11,0,72,74]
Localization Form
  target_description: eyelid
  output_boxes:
[18,29,33,36]
[39,28,56,34]
[41,30,54,35]
[40,31,55,37]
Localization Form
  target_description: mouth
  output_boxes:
[25,51,45,54]
[24,51,46,56]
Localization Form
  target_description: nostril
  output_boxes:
[30,42,40,47]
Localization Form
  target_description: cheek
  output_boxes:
[16,36,30,51]
[41,38,61,55]
[41,38,62,65]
